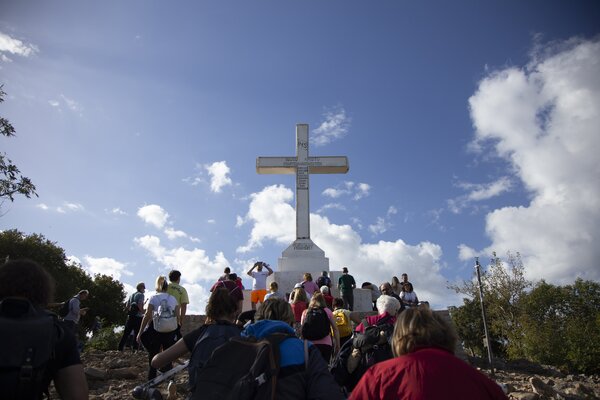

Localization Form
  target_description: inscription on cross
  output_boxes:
[256,124,349,241]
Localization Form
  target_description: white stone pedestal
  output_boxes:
[278,239,329,276]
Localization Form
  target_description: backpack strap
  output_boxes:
[263,332,296,400]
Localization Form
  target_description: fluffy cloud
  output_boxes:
[237,185,459,308]
[137,205,169,229]
[134,235,230,285]
[448,177,513,214]
[463,37,600,284]
[206,161,232,193]
[322,181,371,201]
[368,205,398,235]
[236,185,295,252]
[311,105,351,146]
[82,256,131,280]
[0,31,38,61]
[36,201,85,214]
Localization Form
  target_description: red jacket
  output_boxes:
[350,347,507,400]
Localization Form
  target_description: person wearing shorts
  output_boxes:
[246,261,273,310]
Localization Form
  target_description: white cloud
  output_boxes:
[237,185,458,308]
[205,161,232,193]
[36,203,49,211]
[56,202,84,214]
[207,219,216,224]
[466,37,600,284]
[107,207,127,216]
[164,227,187,240]
[0,32,38,59]
[236,185,295,253]
[322,181,370,201]
[368,217,389,235]
[82,256,131,280]
[317,203,347,213]
[311,105,351,146]
[137,204,169,229]
[134,235,230,285]
[448,177,513,214]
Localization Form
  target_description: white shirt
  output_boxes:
[250,270,269,290]
[149,292,178,315]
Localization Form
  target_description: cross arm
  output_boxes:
[256,157,297,174]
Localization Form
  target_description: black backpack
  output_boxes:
[127,292,141,317]
[301,307,330,340]
[0,297,62,399]
[331,314,395,392]
[58,297,73,318]
[192,332,295,400]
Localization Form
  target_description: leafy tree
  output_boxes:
[449,298,485,357]
[519,280,569,367]
[0,229,127,338]
[0,85,37,205]
[449,251,531,359]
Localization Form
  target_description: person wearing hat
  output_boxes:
[338,267,356,311]
[118,282,145,351]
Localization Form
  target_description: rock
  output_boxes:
[510,392,540,400]
[108,367,138,379]
[530,376,560,398]
[84,367,108,380]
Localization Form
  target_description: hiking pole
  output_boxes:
[132,360,189,399]
[475,257,495,376]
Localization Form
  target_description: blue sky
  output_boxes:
[1,1,599,313]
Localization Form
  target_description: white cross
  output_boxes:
[256,124,349,240]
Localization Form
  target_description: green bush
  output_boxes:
[85,324,122,352]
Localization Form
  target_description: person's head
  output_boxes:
[309,292,327,309]
[401,273,408,283]
[0,259,54,307]
[155,276,169,292]
[303,272,313,282]
[168,270,181,283]
[333,297,344,310]
[291,287,308,304]
[403,282,414,292]
[228,273,238,282]
[136,282,146,292]
[380,282,393,295]
[361,282,372,289]
[254,261,263,272]
[392,307,457,357]
[206,287,238,321]
[269,281,278,292]
[224,267,231,275]
[376,295,401,316]
[322,271,328,277]
[320,285,329,295]
[342,267,348,274]
[78,290,89,301]
[392,276,400,285]
[255,298,294,326]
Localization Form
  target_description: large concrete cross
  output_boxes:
[256,124,349,241]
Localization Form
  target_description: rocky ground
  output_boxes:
[50,350,600,399]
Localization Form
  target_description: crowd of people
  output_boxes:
[0,258,508,399]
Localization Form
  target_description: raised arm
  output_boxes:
[264,263,273,276]
[246,264,256,277]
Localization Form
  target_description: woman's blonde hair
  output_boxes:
[155,276,168,292]
[255,298,295,325]
[291,287,308,304]
[303,272,313,282]
[392,307,457,357]
[309,292,327,309]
